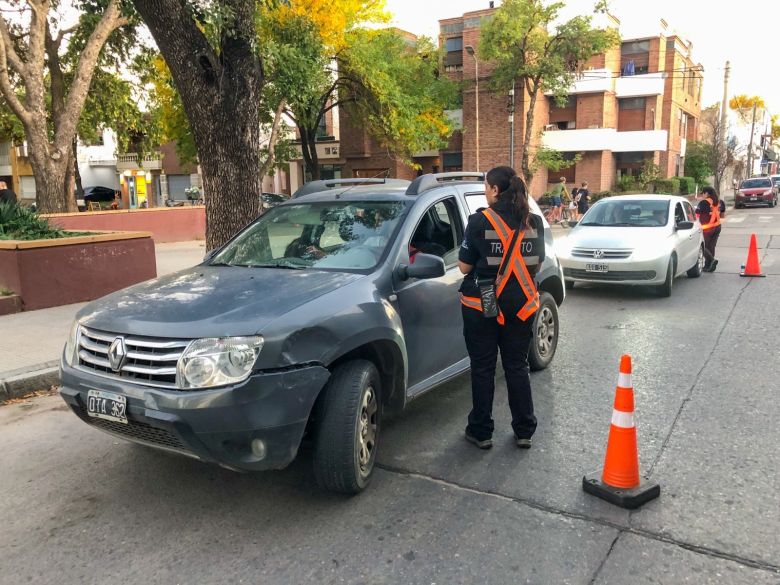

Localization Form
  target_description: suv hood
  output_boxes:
[76,266,365,339]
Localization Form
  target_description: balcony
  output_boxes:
[291,141,342,161]
[116,153,162,171]
[544,69,612,96]
[615,73,665,98]
[541,128,668,153]
[88,155,118,167]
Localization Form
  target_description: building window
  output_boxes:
[442,152,462,171]
[440,22,464,35]
[619,97,646,110]
[444,36,463,70]
[675,155,682,177]
[305,164,342,183]
[620,40,650,75]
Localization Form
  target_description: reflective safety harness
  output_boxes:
[460,208,540,324]
[699,197,722,231]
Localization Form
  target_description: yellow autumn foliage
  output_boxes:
[262,0,389,51]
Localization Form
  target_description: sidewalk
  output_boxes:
[0,241,205,397]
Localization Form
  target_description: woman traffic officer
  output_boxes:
[458,166,546,450]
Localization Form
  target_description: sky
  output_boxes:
[385,0,780,115]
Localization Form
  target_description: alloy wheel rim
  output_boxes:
[536,307,556,357]
[698,247,705,272]
[357,386,377,476]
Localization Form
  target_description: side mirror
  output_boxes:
[676,220,694,231]
[397,253,446,281]
[567,220,579,228]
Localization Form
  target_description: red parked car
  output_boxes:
[736,177,778,208]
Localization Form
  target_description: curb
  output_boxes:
[0,361,60,402]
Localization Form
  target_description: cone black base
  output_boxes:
[582,473,660,510]
[740,273,766,278]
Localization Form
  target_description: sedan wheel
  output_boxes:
[529,292,558,371]
[656,255,675,297]
[687,245,704,278]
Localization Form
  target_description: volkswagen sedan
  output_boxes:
[556,195,704,297]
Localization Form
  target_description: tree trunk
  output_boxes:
[73,137,84,198]
[300,126,321,181]
[132,0,264,250]
[31,154,71,214]
[521,82,539,185]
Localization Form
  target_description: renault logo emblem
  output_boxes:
[593,249,604,259]
[108,337,127,372]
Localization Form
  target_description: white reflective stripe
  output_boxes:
[611,409,635,429]
[617,372,632,388]
[485,230,500,240]
[525,228,538,238]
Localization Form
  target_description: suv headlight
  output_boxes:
[177,336,264,389]
[64,321,81,367]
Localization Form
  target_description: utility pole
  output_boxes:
[465,45,480,172]
[508,81,516,167]
[719,61,730,193]
[747,101,758,178]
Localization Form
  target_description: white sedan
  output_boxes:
[556,195,704,297]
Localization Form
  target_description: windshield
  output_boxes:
[579,199,669,227]
[211,201,407,271]
[741,178,771,189]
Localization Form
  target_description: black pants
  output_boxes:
[703,226,721,268]
[462,305,537,441]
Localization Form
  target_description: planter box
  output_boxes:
[0,294,22,315]
[0,232,157,311]
[43,206,206,243]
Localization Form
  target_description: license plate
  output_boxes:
[586,263,609,273]
[87,390,127,424]
[750,197,757,201]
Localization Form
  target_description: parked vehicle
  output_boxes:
[735,177,778,208]
[59,173,565,494]
[556,195,704,297]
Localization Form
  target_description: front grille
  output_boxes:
[565,268,656,281]
[572,248,633,259]
[79,408,188,452]
[77,326,190,389]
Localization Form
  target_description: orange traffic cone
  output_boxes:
[583,355,660,509]
[740,233,765,277]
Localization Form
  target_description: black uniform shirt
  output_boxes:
[458,201,545,298]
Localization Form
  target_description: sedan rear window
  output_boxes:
[741,178,772,189]
[580,199,669,227]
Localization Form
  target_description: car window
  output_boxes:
[211,201,407,272]
[683,202,695,222]
[410,197,463,267]
[741,178,771,189]
[675,203,686,224]
[580,199,669,227]
[464,191,544,217]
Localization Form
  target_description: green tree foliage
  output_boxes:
[532,147,581,173]
[684,142,714,186]
[479,0,620,182]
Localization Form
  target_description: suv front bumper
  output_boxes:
[59,362,331,471]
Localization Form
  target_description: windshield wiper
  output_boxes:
[207,261,235,267]
[250,262,305,270]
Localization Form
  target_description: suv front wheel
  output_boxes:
[313,360,380,494]
[529,292,559,371]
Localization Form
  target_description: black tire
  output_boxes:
[565,279,575,291]
[313,360,380,494]
[656,255,675,298]
[529,292,559,371]
[770,199,776,208]
[735,203,743,209]
[687,245,704,278]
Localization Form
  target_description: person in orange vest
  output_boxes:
[458,166,546,450]
[696,186,722,272]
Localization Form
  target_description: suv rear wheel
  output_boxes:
[313,360,380,494]
[529,292,558,371]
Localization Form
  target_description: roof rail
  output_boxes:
[291,178,410,199]
[405,172,485,196]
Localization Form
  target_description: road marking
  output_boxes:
[725,216,746,223]
[759,216,773,222]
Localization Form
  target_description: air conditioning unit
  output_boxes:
[15,142,28,158]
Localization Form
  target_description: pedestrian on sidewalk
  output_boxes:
[696,186,722,272]
[550,177,567,223]
[575,181,590,220]
[458,166,545,450]
[0,180,17,205]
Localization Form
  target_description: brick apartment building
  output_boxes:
[439,8,704,196]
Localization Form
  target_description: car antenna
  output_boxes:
[335,169,391,199]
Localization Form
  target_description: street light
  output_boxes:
[465,45,479,173]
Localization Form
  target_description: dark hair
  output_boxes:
[701,186,719,203]
[486,166,531,228]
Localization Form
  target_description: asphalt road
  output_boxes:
[1,205,779,584]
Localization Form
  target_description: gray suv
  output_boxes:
[60,173,565,494]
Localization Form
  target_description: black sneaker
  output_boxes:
[515,437,533,449]
[465,431,493,449]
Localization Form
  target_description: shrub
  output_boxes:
[0,202,84,241]
[679,176,696,195]
[590,191,616,203]
[617,175,637,192]
[655,178,681,195]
